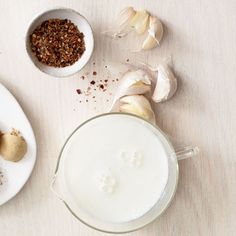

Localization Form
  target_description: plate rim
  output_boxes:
[0,82,37,206]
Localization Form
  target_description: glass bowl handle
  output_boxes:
[173,146,200,161]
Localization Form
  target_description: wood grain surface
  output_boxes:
[0,0,235,235]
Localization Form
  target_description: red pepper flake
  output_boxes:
[90,80,96,85]
[93,71,97,76]
[76,89,82,94]
[99,84,104,90]
[30,19,86,67]
[104,79,108,83]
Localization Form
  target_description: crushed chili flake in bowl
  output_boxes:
[30,19,86,67]
[26,8,94,77]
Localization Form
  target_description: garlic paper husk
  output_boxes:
[117,6,136,31]
[119,95,156,124]
[152,64,177,103]
[102,6,136,38]
[105,62,133,78]
[130,10,150,34]
[142,16,163,50]
[110,69,152,111]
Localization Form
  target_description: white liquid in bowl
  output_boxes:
[63,114,169,223]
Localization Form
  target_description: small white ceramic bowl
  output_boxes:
[25,8,94,77]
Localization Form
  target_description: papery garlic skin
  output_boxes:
[130,10,150,34]
[152,64,177,103]
[117,6,136,30]
[105,62,132,77]
[142,16,163,50]
[119,95,156,124]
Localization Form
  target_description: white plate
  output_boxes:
[0,83,36,205]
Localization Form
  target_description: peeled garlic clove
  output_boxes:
[142,34,158,50]
[152,64,177,103]
[117,6,136,30]
[119,95,156,123]
[0,129,27,162]
[130,10,149,34]
[111,69,152,110]
[142,16,163,50]
[149,16,163,45]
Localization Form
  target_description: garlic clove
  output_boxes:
[148,16,163,45]
[110,69,152,110]
[141,16,163,50]
[152,64,177,103]
[119,95,156,123]
[130,10,150,34]
[142,34,158,50]
[117,6,136,30]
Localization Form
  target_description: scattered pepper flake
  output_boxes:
[126,59,129,62]
[81,75,85,80]
[104,79,108,83]
[90,80,96,85]
[93,71,97,76]
[76,89,82,95]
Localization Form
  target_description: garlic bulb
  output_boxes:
[130,10,150,34]
[142,16,163,50]
[0,129,27,162]
[117,6,136,30]
[119,95,156,124]
[111,69,152,110]
[152,64,177,102]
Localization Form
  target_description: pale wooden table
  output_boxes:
[0,0,236,235]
